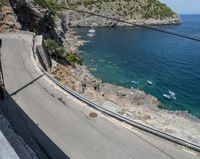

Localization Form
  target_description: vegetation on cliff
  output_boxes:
[34,0,177,20]
[65,0,177,20]
[44,38,82,65]
[34,0,63,14]
[0,0,8,8]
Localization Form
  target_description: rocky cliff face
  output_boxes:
[0,2,21,32]
[64,0,180,26]
[9,0,68,45]
[9,0,51,32]
[6,0,181,45]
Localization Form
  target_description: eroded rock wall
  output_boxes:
[9,0,67,45]
[0,2,21,32]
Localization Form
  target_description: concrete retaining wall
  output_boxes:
[35,35,51,71]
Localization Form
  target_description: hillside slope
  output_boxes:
[64,0,180,26]
[0,0,21,32]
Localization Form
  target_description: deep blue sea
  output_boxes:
[75,15,200,118]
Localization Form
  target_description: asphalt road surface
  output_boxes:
[0,33,199,159]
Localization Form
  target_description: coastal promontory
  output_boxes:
[63,0,181,26]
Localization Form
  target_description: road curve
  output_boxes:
[0,33,199,159]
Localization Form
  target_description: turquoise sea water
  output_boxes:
[76,15,200,118]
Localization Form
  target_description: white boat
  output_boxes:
[87,33,95,37]
[88,29,96,33]
[169,90,176,96]
[168,90,176,99]
[147,80,153,85]
[163,94,171,99]
[131,81,139,85]
[171,95,177,100]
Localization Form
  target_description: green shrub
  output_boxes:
[76,57,83,65]
[35,0,62,14]
[44,38,58,54]
[44,38,66,59]
[66,53,76,64]
[0,0,8,8]
[57,47,66,57]
[83,0,97,6]
[66,53,82,65]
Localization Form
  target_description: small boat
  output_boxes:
[87,33,95,37]
[169,90,176,96]
[163,94,171,99]
[147,80,153,85]
[171,95,177,100]
[168,90,176,99]
[87,28,95,37]
[131,81,139,85]
[88,29,96,33]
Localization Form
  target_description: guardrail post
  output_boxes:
[0,39,5,100]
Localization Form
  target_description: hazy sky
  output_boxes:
[159,0,200,14]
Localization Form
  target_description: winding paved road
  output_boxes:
[0,33,199,159]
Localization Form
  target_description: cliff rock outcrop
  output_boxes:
[9,0,67,44]
[0,2,21,32]
[64,0,180,26]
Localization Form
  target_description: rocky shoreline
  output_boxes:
[49,28,200,145]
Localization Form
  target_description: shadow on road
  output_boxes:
[10,74,44,96]
[0,90,70,159]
